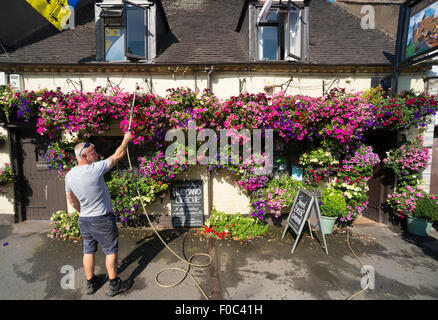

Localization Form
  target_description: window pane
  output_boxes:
[258,26,278,60]
[265,10,278,23]
[126,4,146,58]
[259,9,278,23]
[105,27,125,61]
[289,9,301,58]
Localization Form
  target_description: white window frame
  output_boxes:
[255,4,304,61]
[285,4,302,61]
[100,7,126,62]
[124,1,148,60]
[257,8,280,60]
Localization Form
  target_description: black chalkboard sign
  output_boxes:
[282,188,328,255]
[170,180,204,227]
[288,189,313,234]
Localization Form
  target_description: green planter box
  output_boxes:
[406,216,433,237]
[320,216,337,235]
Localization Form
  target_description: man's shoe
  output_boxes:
[106,277,133,297]
[86,275,107,295]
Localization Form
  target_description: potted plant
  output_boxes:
[0,163,14,185]
[319,188,347,234]
[0,133,7,144]
[407,193,438,237]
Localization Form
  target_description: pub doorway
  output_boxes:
[10,126,67,221]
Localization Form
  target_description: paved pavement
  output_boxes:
[0,219,437,300]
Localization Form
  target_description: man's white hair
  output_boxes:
[74,142,94,159]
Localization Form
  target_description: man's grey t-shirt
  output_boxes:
[65,159,112,217]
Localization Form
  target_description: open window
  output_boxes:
[286,5,302,61]
[238,1,308,62]
[257,3,304,61]
[100,6,125,61]
[124,1,148,60]
[257,9,280,60]
[97,1,151,62]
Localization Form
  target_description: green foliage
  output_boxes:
[360,85,387,106]
[250,175,304,219]
[202,207,268,240]
[0,163,14,185]
[106,170,169,226]
[42,139,77,178]
[299,140,340,186]
[48,210,81,239]
[0,85,18,122]
[413,194,438,222]
[319,188,347,218]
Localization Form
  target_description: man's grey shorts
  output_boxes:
[78,213,119,255]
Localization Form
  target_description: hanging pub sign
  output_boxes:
[170,180,204,227]
[282,188,328,255]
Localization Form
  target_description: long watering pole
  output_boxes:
[125,85,212,299]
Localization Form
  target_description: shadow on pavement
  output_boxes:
[400,231,438,261]
[117,228,189,282]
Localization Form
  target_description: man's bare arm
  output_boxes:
[108,132,133,170]
[66,191,81,213]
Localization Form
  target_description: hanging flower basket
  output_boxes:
[0,163,14,185]
[0,133,7,144]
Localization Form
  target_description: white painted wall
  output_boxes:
[8,71,431,220]
[0,127,14,217]
[21,72,425,99]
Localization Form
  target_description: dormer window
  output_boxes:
[102,9,125,61]
[95,0,170,62]
[287,5,302,61]
[237,1,309,62]
[257,10,280,60]
[125,2,147,60]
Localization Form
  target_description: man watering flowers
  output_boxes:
[65,132,133,296]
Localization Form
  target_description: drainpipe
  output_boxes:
[207,65,215,92]
[206,65,214,218]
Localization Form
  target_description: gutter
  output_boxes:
[207,65,215,92]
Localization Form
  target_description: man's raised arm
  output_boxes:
[108,132,133,170]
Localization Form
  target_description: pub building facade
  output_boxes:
[0,0,435,226]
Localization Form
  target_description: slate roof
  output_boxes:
[0,0,396,66]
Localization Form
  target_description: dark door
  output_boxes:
[363,130,398,224]
[430,127,438,194]
[13,128,67,220]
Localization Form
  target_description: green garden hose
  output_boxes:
[346,227,371,300]
[125,87,369,301]
[125,87,212,300]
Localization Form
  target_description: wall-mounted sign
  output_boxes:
[9,74,22,91]
[282,188,328,255]
[406,0,438,60]
[170,180,204,227]
[273,156,288,178]
[291,165,303,181]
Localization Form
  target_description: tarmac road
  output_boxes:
[0,219,437,300]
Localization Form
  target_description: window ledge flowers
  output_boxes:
[1,85,436,227]
[0,163,14,185]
